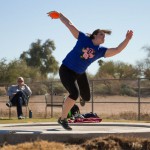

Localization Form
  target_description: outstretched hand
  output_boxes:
[126,30,133,40]
[47,11,60,19]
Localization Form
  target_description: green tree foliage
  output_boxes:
[0,58,8,83]
[143,58,150,78]
[142,46,150,78]
[115,61,139,79]
[136,46,150,78]
[20,39,59,77]
[143,46,150,57]
[95,61,139,79]
[0,59,42,84]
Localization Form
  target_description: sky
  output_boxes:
[0,0,150,75]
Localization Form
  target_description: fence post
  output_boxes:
[138,78,141,121]
[50,82,53,118]
[91,80,94,113]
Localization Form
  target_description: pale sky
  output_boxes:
[0,0,150,75]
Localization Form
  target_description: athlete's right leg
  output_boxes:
[58,65,79,130]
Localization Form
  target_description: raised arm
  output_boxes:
[105,30,133,57]
[59,13,79,39]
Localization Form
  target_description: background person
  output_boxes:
[6,77,32,119]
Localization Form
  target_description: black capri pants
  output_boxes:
[59,64,91,101]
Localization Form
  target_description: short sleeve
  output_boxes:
[98,46,108,58]
[78,31,87,41]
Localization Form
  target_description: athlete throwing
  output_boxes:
[48,11,133,130]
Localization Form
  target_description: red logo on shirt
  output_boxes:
[80,48,95,59]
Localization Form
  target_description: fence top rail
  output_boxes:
[0,78,149,85]
[89,78,150,82]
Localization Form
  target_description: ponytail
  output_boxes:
[89,29,112,39]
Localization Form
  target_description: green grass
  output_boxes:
[0,118,57,124]
[102,119,150,123]
[0,117,149,124]
[1,111,150,124]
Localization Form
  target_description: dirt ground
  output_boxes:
[1,135,150,150]
[0,95,150,119]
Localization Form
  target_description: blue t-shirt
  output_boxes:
[62,31,107,74]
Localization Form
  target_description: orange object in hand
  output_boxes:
[47,11,60,19]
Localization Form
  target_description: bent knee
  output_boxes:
[69,93,79,101]
[81,95,91,102]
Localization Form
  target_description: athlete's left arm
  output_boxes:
[104,30,133,57]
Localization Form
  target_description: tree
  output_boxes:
[0,59,43,84]
[20,39,59,78]
[142,46,150,78]
[137,58,150,78]
[115,61,139,79]
[95,61,139,79]
[143,46,150,57]
[98,59,104,67]
[0,58,8,83]
[136,46,150,78]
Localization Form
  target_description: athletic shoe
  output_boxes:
[58,117,72,130]
[18,115,25,119]
[6,101,12,107]
[80,98,85,106]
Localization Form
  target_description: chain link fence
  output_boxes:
[0,78,149,120]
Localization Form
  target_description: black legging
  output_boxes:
[59,64,90,101]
